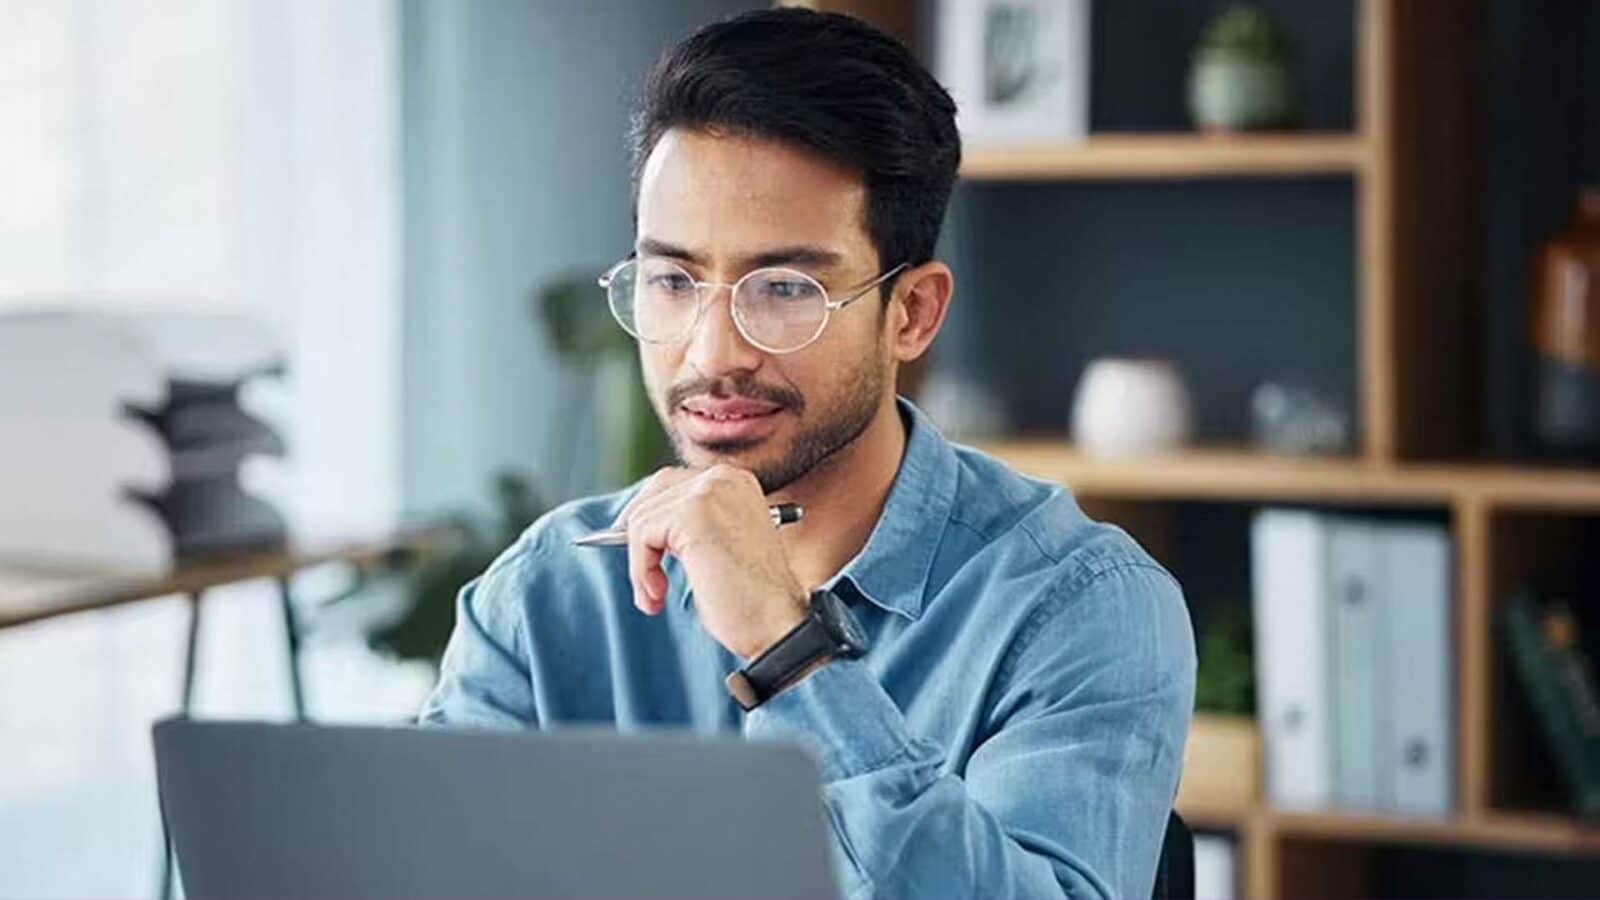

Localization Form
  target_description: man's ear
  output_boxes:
[888,261,954,363]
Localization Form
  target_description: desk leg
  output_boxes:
[180,591,202,714]
[159,590,203,900]
[276,576,307,721]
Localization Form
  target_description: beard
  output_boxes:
[660,355,886,494]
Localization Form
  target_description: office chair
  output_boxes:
[1151,811,1195,900]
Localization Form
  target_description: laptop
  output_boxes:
[153,718,840,899]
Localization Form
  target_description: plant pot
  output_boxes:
[1188,50,1296,131]
[1177,713,1261,816]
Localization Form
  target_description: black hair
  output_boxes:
[630,7,961,282]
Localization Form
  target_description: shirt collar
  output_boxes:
[823,398,956,620]
[674,398,957,621]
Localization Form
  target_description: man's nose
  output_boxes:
[683,284,763,375]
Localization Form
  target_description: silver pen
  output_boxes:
[571,502,804,548]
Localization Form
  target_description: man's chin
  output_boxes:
[676,434,773,467]
[695,437,770,457]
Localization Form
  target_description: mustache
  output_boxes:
[666,373,805,414]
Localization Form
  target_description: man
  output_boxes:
[421,8,1194,898]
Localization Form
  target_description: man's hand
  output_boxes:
[616,464,809,659]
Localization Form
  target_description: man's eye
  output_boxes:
[760,280,811,301]
[647,273,694,293]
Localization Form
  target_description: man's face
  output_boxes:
[633,128,893,493]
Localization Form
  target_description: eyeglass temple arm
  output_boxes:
[827,262,910,311]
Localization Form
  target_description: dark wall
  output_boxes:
[1483,0,1600,458]
[939,179,1356,442]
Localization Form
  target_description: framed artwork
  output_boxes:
[936,0,1090,143]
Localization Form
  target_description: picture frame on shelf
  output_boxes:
[935,0,1089,144]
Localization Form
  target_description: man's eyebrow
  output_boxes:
[635,237,844,271]
[636,237,703,265]
[746,246,844,270]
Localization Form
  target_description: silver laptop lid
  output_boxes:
[154,718,839,899]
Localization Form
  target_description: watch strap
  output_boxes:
[727,600,837,711]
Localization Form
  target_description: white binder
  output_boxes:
[1252,508,1335,810]
[1330,519,1385,811]
[1381,522,1454,815]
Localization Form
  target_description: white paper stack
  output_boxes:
[0,312,172,573]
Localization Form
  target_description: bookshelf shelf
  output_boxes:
[1176,803,1600,857]
[1177,715,1600,859]
[1175,799,1252,832]
[960,133,1368,182]
[1265,809,1600,856]
[980,440,1600,510]
[983,441,1438,505]
[1179,807,1600,867]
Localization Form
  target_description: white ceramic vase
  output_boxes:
[1071,358,1193,458]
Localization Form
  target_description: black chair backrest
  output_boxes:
[1151,811,1195,900]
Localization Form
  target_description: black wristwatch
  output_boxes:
[725,588,869,711]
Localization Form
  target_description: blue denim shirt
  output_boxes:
[421,400,1195,899]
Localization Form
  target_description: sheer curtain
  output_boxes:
[0,1,408,895]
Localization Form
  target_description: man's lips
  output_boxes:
[677,397,786,444]
[680,397,783,419]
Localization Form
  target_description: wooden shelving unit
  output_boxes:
[960,133,1368,181]
[799,0,1598,895]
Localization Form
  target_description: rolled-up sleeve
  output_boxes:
[744,563,1195,900]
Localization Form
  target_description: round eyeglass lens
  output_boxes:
[733,268,829,352]
[609,259,700,343]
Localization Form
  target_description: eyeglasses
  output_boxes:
[598,256,908,355]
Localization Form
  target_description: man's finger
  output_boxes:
[625,506,671,615]
[621,467,721,532]
[612,467,691,527]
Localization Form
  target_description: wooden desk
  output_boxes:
[0,532,440,631]
[2,531,443,710]
[1,531,443,711]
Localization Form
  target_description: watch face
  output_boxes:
[818,590,869,653]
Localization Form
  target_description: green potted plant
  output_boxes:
[1188,4,1298,131]
[1181,606,1262,812]
[366,473,546,663]
[1194,606,1256,716]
